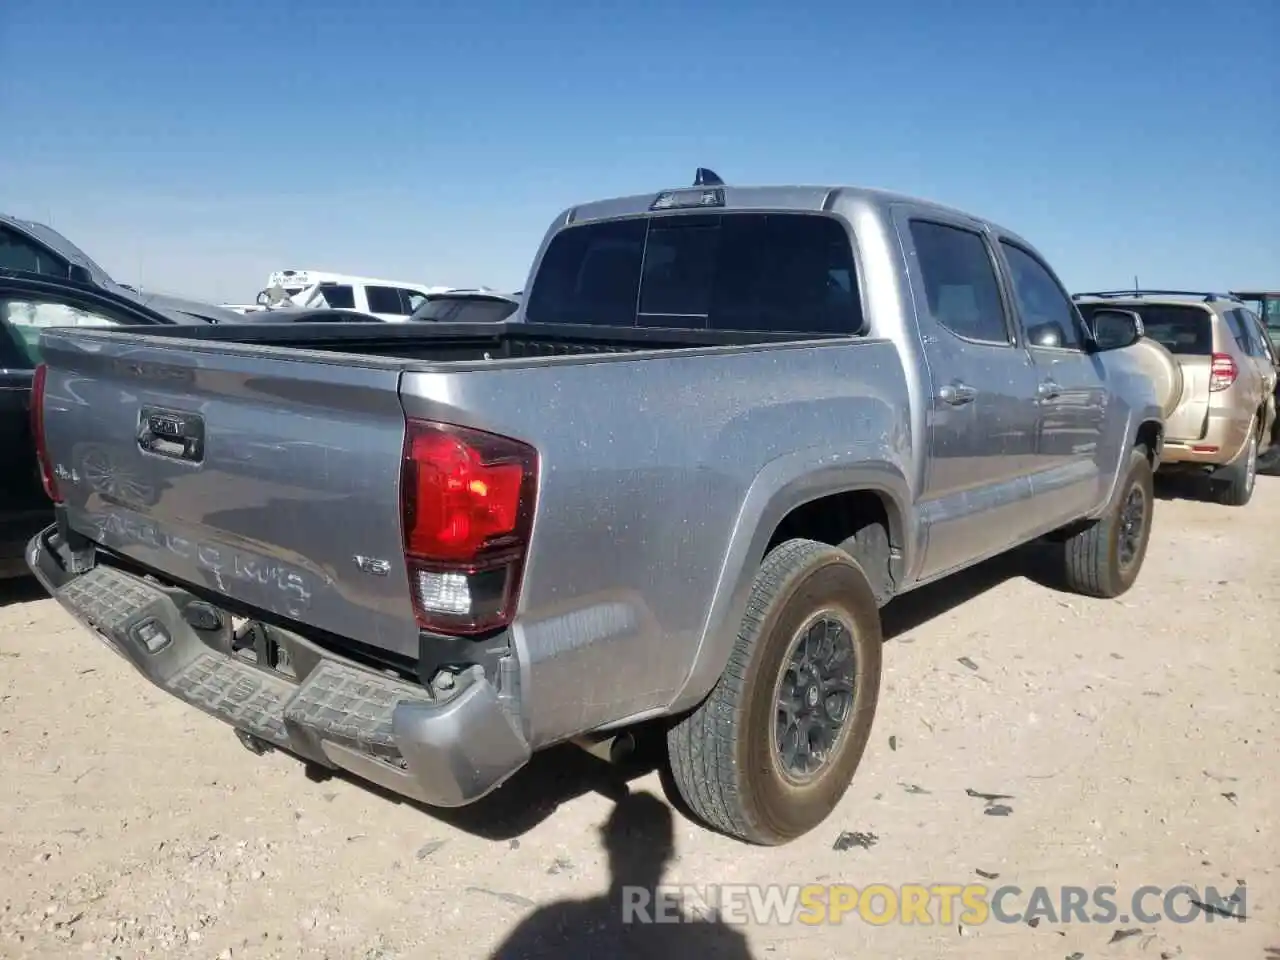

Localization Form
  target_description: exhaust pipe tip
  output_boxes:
[573,730,637,765]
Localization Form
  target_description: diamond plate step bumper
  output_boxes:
[29,528,531,808]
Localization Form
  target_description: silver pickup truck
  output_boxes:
[27,178,1163,845]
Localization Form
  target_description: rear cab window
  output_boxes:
[524,212,864,335]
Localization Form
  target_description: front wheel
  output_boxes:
[665,538,882,845]
[1060,447,1154,598]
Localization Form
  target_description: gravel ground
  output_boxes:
[1,478,1277,960]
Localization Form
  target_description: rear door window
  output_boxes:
[315,284,356,310]
[366,285,411,315]
[908,220,1010,344]
[525,212,863,335]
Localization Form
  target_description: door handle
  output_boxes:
[1037,380,1061,400]
[938,381,977,406]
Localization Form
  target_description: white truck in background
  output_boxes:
[225,270,453,322]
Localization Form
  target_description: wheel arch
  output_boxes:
[667,448,913,715]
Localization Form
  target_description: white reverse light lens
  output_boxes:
[414,570,472,615]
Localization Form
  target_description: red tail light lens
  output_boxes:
[400,420,537,635]
[1209,353,1237,392]
[31,363,61,503]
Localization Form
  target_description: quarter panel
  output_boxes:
[399,339,914,746]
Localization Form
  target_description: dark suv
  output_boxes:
[0,273,179,575]
[0,213,246,324]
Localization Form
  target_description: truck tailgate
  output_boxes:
[37,330,421,658]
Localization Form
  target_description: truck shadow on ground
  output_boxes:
[303,736,662,841]
[880,540,1059,641]
[0,574,49,608]
[483,789,756,959]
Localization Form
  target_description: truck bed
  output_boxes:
[124,320,844,365]
[34,318,905,749]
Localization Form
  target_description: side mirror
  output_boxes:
[1089,308,1144,352]
[68,264,93,284]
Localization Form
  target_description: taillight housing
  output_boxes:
[31,363,61,503]
[1209,353,1237,392]
[400,419,538,635]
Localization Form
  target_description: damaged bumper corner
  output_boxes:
[27,525,531,809]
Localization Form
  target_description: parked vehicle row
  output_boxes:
[248,270,453,321]
[23,173,1167,846]
[1075,290,1279,503]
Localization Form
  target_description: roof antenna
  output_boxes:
[1133,274,1139,292]
[694,167,724,187]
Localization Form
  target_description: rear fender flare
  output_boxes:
[1093,406,1163,518]
[667,446,913,715]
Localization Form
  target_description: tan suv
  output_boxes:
[1075,290,1276,506]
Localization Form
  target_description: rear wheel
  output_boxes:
[1060,447,1154,598]
[665,538,882,845]
[1213,429,1258,507]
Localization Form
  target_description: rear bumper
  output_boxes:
[1161,411,1252,468]
[27,525,531,808]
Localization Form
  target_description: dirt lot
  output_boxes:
[1,479,1277,960]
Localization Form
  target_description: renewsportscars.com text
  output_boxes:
[621,882,1248,926]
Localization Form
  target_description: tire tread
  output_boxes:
[667,539,869,843]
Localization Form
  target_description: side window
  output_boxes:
[1229,308,1268,359]
[1223,309,1252,354]
[402,290,429,313]
[908,220,1010,344]
[1243,310,1278,363]
[365,285,406,315]
[315,284,356,310]
[0,227,69,276]
[1,299,124,365]
[999,242,1085,350]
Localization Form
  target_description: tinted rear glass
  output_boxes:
[1080,302,1213,355]
[411,297,519,323]
[525,212,862,334]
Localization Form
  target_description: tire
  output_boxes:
[1213,428,1258,507]
[837,521,893,607]
[1060,447,1154,598]
[666,538,882,845]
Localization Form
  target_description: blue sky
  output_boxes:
[1,0,1276,303]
